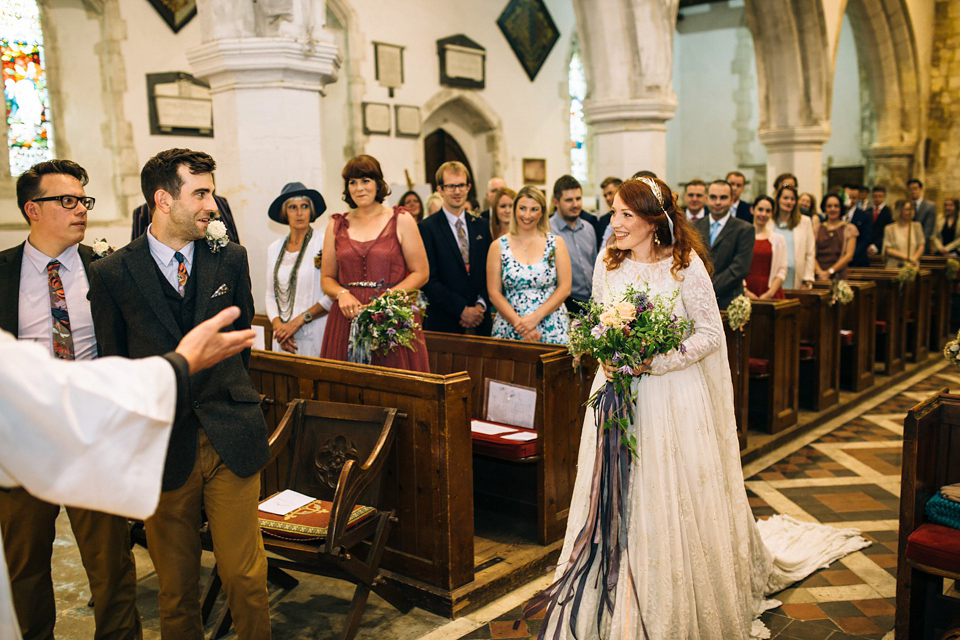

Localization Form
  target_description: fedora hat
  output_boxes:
[268,182,326,224]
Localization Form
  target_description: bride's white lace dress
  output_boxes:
[549,251,869,640]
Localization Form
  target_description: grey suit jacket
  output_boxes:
[694,215,755,310]
[915,198,937,252]
[88,234,269,491]
[0,242,94,336]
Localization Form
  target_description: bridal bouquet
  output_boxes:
[346,288,426,364]
[568,285,693,457]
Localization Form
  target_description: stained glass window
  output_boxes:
[569,45,587,184]
[1,0,54,176]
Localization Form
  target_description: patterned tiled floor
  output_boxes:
[452,363,957,640]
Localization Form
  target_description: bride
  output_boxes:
[542,177,868,639]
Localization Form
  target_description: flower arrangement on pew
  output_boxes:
[945,330,960,370]
[725,294,752,331]
[946,258,960,281]
[346,287,426,365]
[898,263,917,285]
[830,279,854,306]
[567,284,692,457]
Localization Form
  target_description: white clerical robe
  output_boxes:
[0,330,177,640]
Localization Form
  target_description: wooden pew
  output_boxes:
[720,310,750,449]
[896,391,960,638]
[920,256,953,352]
[784,288,840,411]
[846,269,908,376]
[905,267,933,362]
[813,280,877,392]
[747,299,800,433]
[424,331,593,545]
[249,351,476,593]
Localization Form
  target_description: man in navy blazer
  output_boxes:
[844,184,874,267]
[694,180,755,310]
[88,149,271,639]
[419,161,493,335]
[727,171,753,223]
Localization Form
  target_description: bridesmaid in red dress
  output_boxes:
[319,155,431,372]
[744,195,787,300]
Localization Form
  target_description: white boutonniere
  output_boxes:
[91,238,114,260]
[205,220,229,253]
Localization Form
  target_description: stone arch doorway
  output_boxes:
[424,128,477,204]
[421,89,506,207]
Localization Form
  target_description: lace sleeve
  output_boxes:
[592,251,608,305]
[649,254,724,376]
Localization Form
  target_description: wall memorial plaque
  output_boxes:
[147,0,197,34]
[436,34,485,90]
[362,102,392,136]
[497,0,560,82]
[147,72,212,137]
[395,105,421,138]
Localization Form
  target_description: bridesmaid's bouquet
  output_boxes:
[568,285,693,457]
[346,288,426,364]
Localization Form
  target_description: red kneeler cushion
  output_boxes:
[258,496,377,541]
[905,522,960,574]
[840,329,854,346]
[749,358,770,376]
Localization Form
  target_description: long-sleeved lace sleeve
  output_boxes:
[592,252,607,305]
[649,255,724,376]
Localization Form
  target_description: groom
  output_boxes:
[694,179,755,310]
[88,148,271,639]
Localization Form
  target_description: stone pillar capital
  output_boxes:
[757,125,831,151]
[582,97,678,133]
[186,36,341,93]
[862,144,915,160]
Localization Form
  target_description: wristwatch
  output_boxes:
[828,268,835,276]
[302,311,313,324]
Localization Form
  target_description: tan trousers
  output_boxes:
[144,430,270,640]
[0,487,141,640]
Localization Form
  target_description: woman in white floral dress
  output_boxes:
[541,178,869,640]
[487,185,571,344]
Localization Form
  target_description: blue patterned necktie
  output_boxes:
[46,260,74,360]
[175,251,188,296]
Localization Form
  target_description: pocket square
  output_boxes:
[475,234,483,240]
[211,284,230,298]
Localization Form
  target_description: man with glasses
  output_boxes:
[419,161,493,335]
[0,159,143,639]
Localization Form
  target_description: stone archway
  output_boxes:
[845,0,922,193]
[420,89,506,193]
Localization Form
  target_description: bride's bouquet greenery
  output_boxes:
[568,285,693,457]
[346,288,426,364]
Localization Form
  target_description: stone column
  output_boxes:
[757,125,830,199]
[187,0,340,312]
[863,144,915,203]
[573,0,679,183]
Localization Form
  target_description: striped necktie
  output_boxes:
[46,260,75,360]
[175,251,188,296]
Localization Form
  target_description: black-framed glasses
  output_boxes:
[441,183,470,192]
[32,195,96,210]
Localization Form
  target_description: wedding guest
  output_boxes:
[480,177,506,220]
[908,179,936,252]
[771,185,816,289]
[550,175,597,312]
[265,182,331,355]
[815,193,858,281]
[424,192,443,218]
[772,172,797,192]
[489,186,516,240]
[744,195,786,299]
[932,198,960,255]
[487,185,571,344]
[884,199,924,268]
[798,192,820,220]
[868,186,894,255]
[398,190,424,222]
[320,155,430,371]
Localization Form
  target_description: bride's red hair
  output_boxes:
[603,178,713,279]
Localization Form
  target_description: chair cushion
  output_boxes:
[876,321,887,333]
[749,358,770,376]
[840,329,854,346]
[799,345,815,360]
[258,497,377,541]
[905,522,960,575]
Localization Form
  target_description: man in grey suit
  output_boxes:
[88,149,271,640]
[694,179,755,310]
[908,178,937,253]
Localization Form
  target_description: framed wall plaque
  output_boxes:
[147,0,197,34]
[497,0,560,81]
[147,72,212,137]
[436,34,485,90]
[395,105,421,138]
[362,102,392,136]
[373,42,404,97]
[523,158,546,184]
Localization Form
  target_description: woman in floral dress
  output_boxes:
[486,185,571,344]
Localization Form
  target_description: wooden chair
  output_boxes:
[897,391,960,639]
[205,399,412,640]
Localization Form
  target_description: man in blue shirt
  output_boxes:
[549,175,597,313]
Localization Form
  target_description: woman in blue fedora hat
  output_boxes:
[265,181,331,356]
